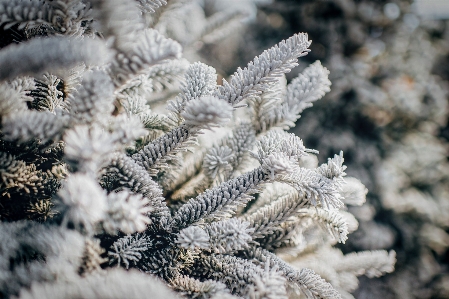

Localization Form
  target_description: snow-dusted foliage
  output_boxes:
[0,1,395,298]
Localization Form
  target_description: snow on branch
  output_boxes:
[245,189,309,241]
[181,96,233,129]
[0,37,111,81]
[136,0,167,13]
[250,61,332,132]
[205,218,254,253]
[333,250,396,278]
[201,254,287,298]
[57,173,107,233]
[167,62,217,118]
[110,29,182,87]
[175,226,210,250]
[2,110,68,144]
[279,167,345,210]
[245,248,342,299]
[108,234,151,269]
[169,274,229,299]
[102,153,170,223]
[132,96,232,175]
[283,61,331,124]
[216,33,311,107]
[169,166,268,230]
[0,0,92,35]
[91,0,144,49]
[68,70,115,124]
[103,189,153,235]
[340,177,368,206]
[299,208,349,243]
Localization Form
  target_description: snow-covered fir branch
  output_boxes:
[0,0,395,298]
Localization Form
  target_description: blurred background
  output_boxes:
[181,0,449,298]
